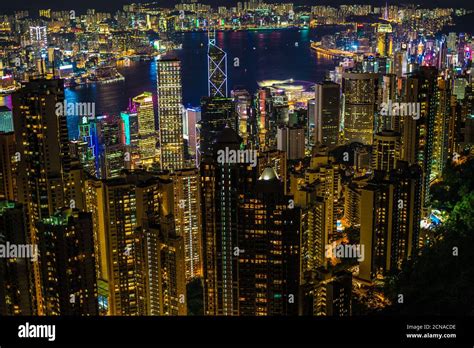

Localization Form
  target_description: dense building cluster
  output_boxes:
[0,1,473,317]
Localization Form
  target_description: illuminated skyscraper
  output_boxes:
[36,209,98,315]
[100,176,149,315]
[232,89,251,145]
[303,269,352,316]
[238,167,301,316]
[198,97,238,160]
[94,171,187,316]
[172,168,202,281]
[95,115,127,179]
[201,128,253,315]
[29,26,47,48]
[359,163,422,281]
[401,67,438,208]
[0,201,34,315]
[294,148,341,273]
[132,92,157,168]
[184,107,201,159]
[208,30,227,98]
[315,81,340,149]
[0,132,16,201]
[0,106,13,132]
[13,79,71,314]
[342,72,379,145]
[432,78,453,179]
[371,130,401,172]
[157,58,185,171]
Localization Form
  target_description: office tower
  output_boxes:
[184,107,201,158]
[29,26,47,48]
[371,130,401,172]
[401,67,437,208]
[303,269,352,316]
[198,97,238,160]
[95,115,126,179]
[237,167,301,316]
[133,92,157,168]
[76,118,99,178]
[0,202,34,315]
[342,72,379,145]
[359,163,422,281]
[36,209,98,315]
[208,30,227,97]
[0,132,16,201]
[0,106,13,132]
[201,128,255,315]
[121,109,139,147]
[277,126,305,160]
[255,89,269,150]
[120,108,140,169]
[232,89,251,145]
[172,168,202,281]
[157,58,185,171]
[315,81,340,149]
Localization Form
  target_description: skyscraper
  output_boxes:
[198,96,238,160]
[277,126,305,160]
[0,132,16,201]
[208,30,228,98]
[315,81,340,149]
[201,128,254,315]
[371,130,401,172]
[36,209,98,315]
[359,163,422,281]
[172,168,202,281]
[342,72,379,145]
[133,92,157,168]
[0,105,13,132]
[157,58,185,171]
[0,201,35,315]
[13,79,71,314]
[238,167,301,316]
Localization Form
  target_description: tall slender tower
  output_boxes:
[157,58,185,171]
[208,30,228,98]
[132,92,157,168]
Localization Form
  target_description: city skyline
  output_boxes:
[0,2,473,346]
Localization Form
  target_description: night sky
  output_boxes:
[0,0,473,13]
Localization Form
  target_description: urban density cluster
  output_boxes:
[0,0,473,317]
